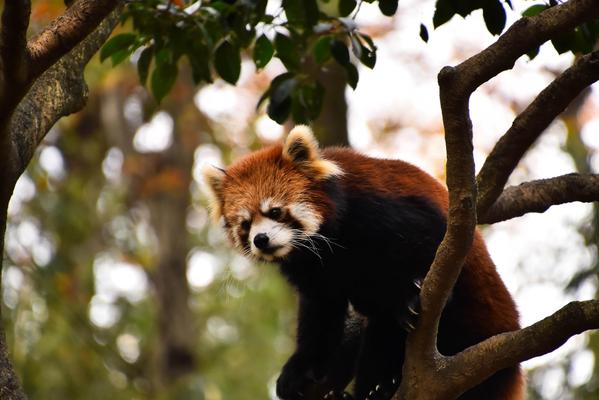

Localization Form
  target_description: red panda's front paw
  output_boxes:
[363,377,400,400]
[323,390,354,400]
[276,355,323,400]
[276,368,307,400]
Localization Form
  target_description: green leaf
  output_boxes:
[110,49,132,66]
[253,35,274,69]
[100,33,137,62]
[433,0,455,28]
[339,0,357,17]
[551,29,577,54]
[359,49,376,69]
[356,32,376,51]
[297,81,324,120]
[331,40,350,66]
[137,46,154,86]
[482,0,506,36]
[572,26,594,54]
[187,45,212,84]
[350,34,363,59]
[452,0,478,17]
[419,23,429,43]
[151,57,178,103]
[353,33,376,69]
[522,4,548,17]
[352,33,376,69]
[526,46,540,60]
[313,36,333,64]
[267,74,297,124]
[345,63,359,89]
[275,33,300,70]
[214,40,241,84]
[283,0,319,28]
[257,72,293,110]
[155,47,172,66]
[378,0,399,16]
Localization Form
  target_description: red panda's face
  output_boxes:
[203,126,342,262]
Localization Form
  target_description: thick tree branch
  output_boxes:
[27,0,121,81]
[477,50,599,216]
[456,0,598,94]
[0,1,32,129]
[398,0,599,398]
[0,6,122,400]
[9,7,122,178]
[480,173,599,224]
[446,300,599,395]
[0,0,31,86]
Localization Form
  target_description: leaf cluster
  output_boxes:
[101,0,392,123]
[103,0,599,124]
[426,0,599,59]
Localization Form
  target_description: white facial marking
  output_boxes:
[289,202,322,235]
[230,209,251,249]
[238,209,251,221]
[249,218,293,259]
[260,197,283,214]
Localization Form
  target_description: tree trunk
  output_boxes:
[312,63,349,147]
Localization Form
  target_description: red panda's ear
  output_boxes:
[202,165,226,221]
[283,125,343,180]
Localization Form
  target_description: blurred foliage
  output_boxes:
[102,0,598,123]
[3,56,297,399]
[3,1,598,400]
[102,0,381,122]
[524,98,599,400]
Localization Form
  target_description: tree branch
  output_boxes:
[0,5,122,399]
[8,7,122,178]
[27,0,122,81]
[446,300,599,394]
[0,0,31,86]
[479,173,599,224]
[477,50,599,216]
[399,0,599,398]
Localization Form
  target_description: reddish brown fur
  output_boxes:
[325,148,520,332]
[219,145,338,228]
[215,142,523,399]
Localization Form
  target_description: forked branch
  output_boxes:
[480,173,599,224]
[447,300,599,393]
[27,0,121,80]
[399,0,599,398]
[477,50,599,216]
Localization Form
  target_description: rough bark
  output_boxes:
[0,2,123,398]
[480,174,599,224]
[477,50,599,217]
[312,63,350,147]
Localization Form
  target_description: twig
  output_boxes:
[477,50,599,216]
[480,173,599,224]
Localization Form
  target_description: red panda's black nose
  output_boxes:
[253,233,270,249]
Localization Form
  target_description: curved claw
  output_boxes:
[413,278,423,290]
[323,390,354,400]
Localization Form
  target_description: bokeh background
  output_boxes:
[3,0,599,399]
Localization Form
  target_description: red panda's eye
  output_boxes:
[267,207,282,220]
[240,220,251,231]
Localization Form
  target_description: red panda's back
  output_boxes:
[324,147,523,399]
[322,147,449,214]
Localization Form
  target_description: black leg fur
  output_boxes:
[354,318,405,400]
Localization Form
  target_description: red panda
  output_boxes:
[204,126,524,400]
